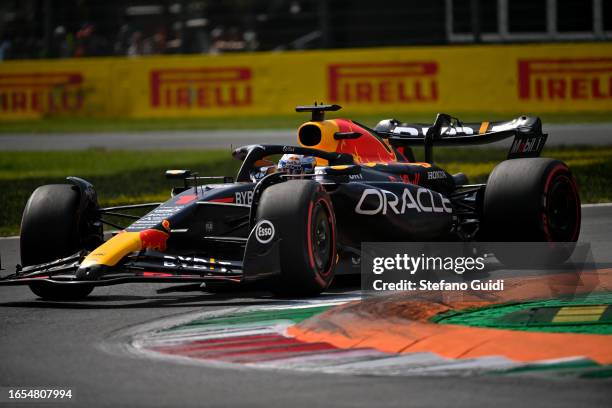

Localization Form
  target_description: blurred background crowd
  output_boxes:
[0,0,611,60]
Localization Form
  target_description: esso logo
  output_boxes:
[255,220,275,244]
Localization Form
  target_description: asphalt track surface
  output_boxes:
[0,123,611,151]
[0,205,611,407]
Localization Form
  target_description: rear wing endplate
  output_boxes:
[375,114,547,162]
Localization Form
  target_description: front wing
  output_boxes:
[0,248,273,288]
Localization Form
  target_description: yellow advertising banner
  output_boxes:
[1,42,611,120]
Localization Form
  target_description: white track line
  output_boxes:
[582,203,612,208]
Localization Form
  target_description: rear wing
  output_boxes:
[374,114,547,163]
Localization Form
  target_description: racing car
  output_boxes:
[0,104,581,299]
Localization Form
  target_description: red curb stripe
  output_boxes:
[219,348,349,364]
[151,333,285,348]
[178,333,283,345]
[210,342,337,358]
[211,343,340,363]
[153,336,339,363]
[152,336,301,353]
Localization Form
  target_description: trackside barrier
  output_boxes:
[1,42,611,120]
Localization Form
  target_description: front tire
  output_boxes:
[21,184,94,300]
[257,180,337,296]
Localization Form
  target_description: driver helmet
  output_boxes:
[277,154,316,175]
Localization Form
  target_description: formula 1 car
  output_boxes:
[0,104,581,299]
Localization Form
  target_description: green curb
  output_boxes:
[432,292,612,335]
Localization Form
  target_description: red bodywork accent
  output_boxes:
[400,173,420,185]
[142,272,173,277]
[176,194,198,205]
[139,229,169,251]
[333,118,397,163]
[210,197,234,203]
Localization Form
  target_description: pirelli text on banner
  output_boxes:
[0,72,85,116]
[328,62,438,105]
[150,67,253,110]
[518,57,612,102]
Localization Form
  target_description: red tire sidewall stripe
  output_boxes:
[306,191,336,287]
[319,196,336,278]
[306,200,316,269]
[542,164,580,242]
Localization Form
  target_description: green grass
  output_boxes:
[431,145,612,205]
[0,149,241,236]
[1,146,611,236]
[1,111,611,133]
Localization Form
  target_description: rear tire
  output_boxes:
[21,184,94,300]
[482,158,581,266]
[257,180,337,296]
